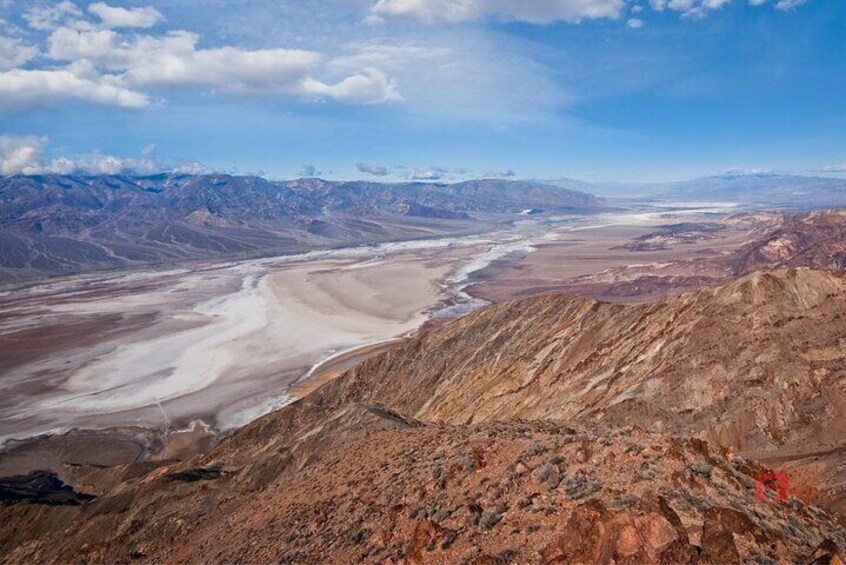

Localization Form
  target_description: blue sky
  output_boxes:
[0,0,843,182]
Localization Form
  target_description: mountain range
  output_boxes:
[551,173,846,208]
[0,175,607,281]
[3,172,846,282]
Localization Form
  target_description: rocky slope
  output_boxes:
[729,209,846,273]
[2,268,846,563]
[0,175,607,280]
[3,420,844,564]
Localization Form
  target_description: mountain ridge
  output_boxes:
[0,174,608,281]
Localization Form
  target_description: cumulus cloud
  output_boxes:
[0,37,39,70]
[403,166,452,180]
[0,134,204,176]
[822,163,846,173]
[301,68,400,103]
[172,161,211,175]
[649,0,753,17]
[23,1,84,31]
[357,162,390,176]
[482,169,516,178]
[87,2,163,29]
[0,135,45,175]
[41,23,400,102]
[299,164,321,177]
[370,0,625,23]
[2,2,401,112]
[368,0,815,35]
[46,152,160,175]
[774,0,810,9]
[0,68,150,110]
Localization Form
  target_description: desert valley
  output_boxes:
[2,0,846,562]
[3,171,846,562]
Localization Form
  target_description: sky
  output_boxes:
[0,0,843,182]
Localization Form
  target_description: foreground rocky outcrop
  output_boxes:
[2,420,845,563]
[2,268,846,563]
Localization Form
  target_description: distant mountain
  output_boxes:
[549,173,846,208]
[655,174,846,207]
[0,175,609,281]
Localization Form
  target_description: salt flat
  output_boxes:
[0,205,733,452]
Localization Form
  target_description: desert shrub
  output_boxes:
[459,546,481,564]
[517,496,533,509]
[433,509,451,523]
[547,473,563,490]
[547,454,565,466]
[533,462,554,482]
[689,462,713,479]
[611,493,639,508]
[524,442,547,457]
[479,511,503,530]
[640,469,657,481]
[564,474,602,500]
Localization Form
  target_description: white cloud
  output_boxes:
[172,161,211,175]
[331,43,452,72]
[3,2,402,111]
[0,135,46,175]
[626,18,645,27]
[357,162,390,176]
[36,23,401,106]
[668,0,696,11]
[482,169,516,178]
[23,1,84,31]
[0,37,39,70]
[0,68,150,110]
[87,2,163,29]
[404,166,454,180]
[299,164,321,177]
[822,163,846,173]
[370,0,626,24]
[0,134,205,176]
[774,0,810,9]
[331,37,567,127]
[371,0,812,22]
[46,152,160,175]
[303,68,400,103]
[648,0,788,17]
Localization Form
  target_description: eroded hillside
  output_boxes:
[2,269,846,563]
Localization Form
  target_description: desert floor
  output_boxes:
[0,203,756,472]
